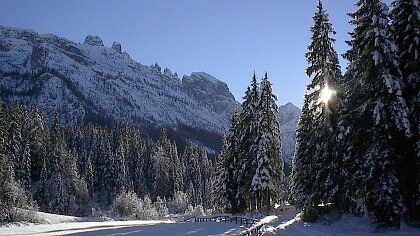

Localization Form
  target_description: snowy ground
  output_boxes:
[0,211,245,236]
[262,205,420,236]
[0,220,247,236]
[1,208,419,235]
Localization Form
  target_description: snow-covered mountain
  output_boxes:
[278,102,301,164]
[0,25,236,135]
[0,25,300,157]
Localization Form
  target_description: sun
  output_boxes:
[319,84,335,104]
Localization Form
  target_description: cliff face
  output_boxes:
[0,25,300,157]
[278,102,301,164]
[0,26,236,135]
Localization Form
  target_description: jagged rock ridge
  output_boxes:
[0,25,300,157]
[0,26,237,137]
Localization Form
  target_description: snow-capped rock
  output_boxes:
[0,25,300,158]
[0,25,235,135]
[278,102,301,164]
[182,72,238,119]
[164,68,174,77]
[111,41,122,54]
[83,35,104,46]
[151,63,162,73]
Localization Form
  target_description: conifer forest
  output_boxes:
[0,0,419,234]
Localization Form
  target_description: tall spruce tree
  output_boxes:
[391,0,420,220]
[292,0,343,211]
[252,73,285,213]
[343,0,411,226]
[0,97,33,222]
[212,109,241,212]
[237,73,260,211]
[153,129,174,199]
[291,100,315,209]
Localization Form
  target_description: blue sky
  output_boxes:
[0,0,392,108]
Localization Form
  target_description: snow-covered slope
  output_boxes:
[0,25,236,134]
[278,102,301,164]
[0,25,300,157]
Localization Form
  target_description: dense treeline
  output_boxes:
[213,72,286,214]
[0,99,214,220]
[292,0,419,227]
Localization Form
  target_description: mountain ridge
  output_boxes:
[0,25,300,157]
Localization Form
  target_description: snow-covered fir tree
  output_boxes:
[252,72,285,213]
[237,73,260,211]
[0,98,34,222]
[342,0,411,226]
[292,0,343,211]
[213,73,285,214]
[41,113,90,216]
[212,109,241,212]
[153,129,174,199]
[291,100,315,209]
[391,0,420,220]
[27,107,49,185]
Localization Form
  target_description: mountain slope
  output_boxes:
[0,25,300,157]
[278,102,300,164]
[0,25,235,136]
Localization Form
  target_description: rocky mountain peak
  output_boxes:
[278,102,301,164]
[182,72,236,118]
[151,63,161,73]
[164,68,174,77]
[111,41,122,53]
[83,35,104,46]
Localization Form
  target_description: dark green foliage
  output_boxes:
[342,0,410,226]
[292,0,342,211]
[213,73,285,214]
[0,97,36,222]
[391,0,420,221]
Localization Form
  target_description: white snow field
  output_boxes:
[0,220,247,236]
[1,208,419,235]
[0,211,246,236]
[262,205,420,236]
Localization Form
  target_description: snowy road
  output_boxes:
[0,220,246,236]
[71,221,245,236]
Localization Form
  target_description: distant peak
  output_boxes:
[280,102,300,112]
[164,68,175,78]
[151,63,161,73]
[111,41,122,53]
[84,35,104,46]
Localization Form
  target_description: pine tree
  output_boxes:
[28,108,48,184]
[153,129,173,199]
[292,0,343,211]
[198,149,213,210]
[42,113,90,216]
[5,103,23,183]
[183,142,203,207]
[19,140,31,189]
[172,141,184,193]
[142,138,156,197]
[212,109,241,212]
[343,0,411,226]
[45,113,68,214]
[291,100,316,209]
[0,97,24,221]
[391,0,420,220]
[212,137,233,212]
[252,73,285,213]
[237,73,260,211]
[85,157,94,197]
